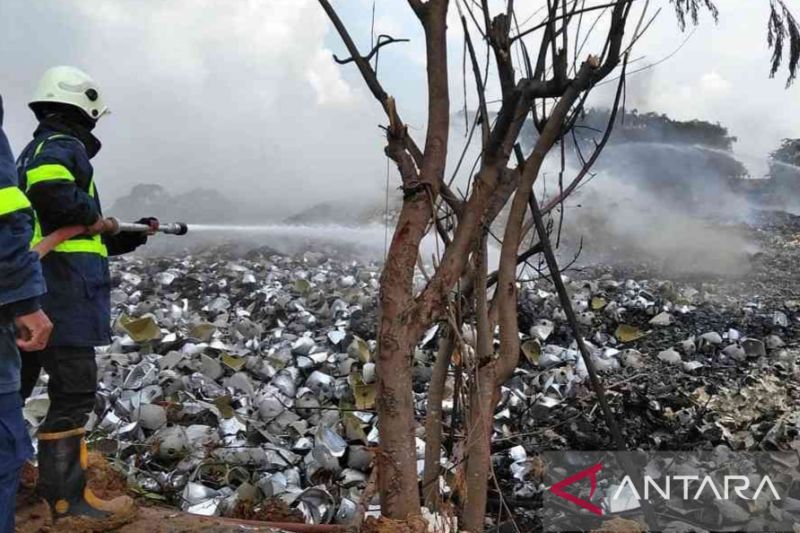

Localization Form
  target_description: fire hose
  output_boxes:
[31,217,188,258]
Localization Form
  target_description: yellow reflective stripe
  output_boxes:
[30,217,107,257]
[33,141,46,158]
[26,164,75,190]
[51,236,108,257]
[26,134,106,257]
[38,427,86,441]
[31,231,108,257]
[33,134,70,158]
[0,186,31,216]
[31,217,43,247]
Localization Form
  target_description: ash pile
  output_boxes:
[21,226,800,529]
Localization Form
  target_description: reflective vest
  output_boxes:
[17,126,112,347]
[25,134,107,257]
[0,185,30,217]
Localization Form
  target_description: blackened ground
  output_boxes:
[493,210,800,531]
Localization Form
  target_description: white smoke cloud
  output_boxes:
[0,0,387,216]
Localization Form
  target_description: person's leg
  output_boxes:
[35,346,134,522]
[39,346,97,432]
[0,318,34,533]
[0,466,21,533]
[0,392,34,533]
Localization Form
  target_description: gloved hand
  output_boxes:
[138,217,159,236]
[124,217,158,247]
[103,216,157,256]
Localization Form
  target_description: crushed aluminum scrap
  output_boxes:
[21,213,800,529]
[26,250,386,526]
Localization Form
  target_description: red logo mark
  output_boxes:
[549,462,604,516]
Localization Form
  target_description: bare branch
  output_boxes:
[417,0,451,189]
[408,0,426,17]
[458,2,491,145]
[595,1,633,80]
[319,0,468,220]
[486,242,543,288]
[333,34,410,65]
[540,53,629,214]
[512,1,630,43]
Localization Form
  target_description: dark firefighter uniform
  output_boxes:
[17,64,141,523]
[0,96,42,532]
[17,117,148,429]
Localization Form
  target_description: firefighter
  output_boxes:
[17,66,154,523]
[0,93,51,532]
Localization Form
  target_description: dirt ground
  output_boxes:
[15,453,293,533]
[16,503,292,533]
[360,516,428,533]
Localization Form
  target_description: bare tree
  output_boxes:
[317,0,800,529]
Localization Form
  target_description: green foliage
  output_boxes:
[768,0,800,86]
[769,138,800,182]
[579,109,738,151]
[771,138,800,166]
[670,0,719,30]
[670,0,798,85]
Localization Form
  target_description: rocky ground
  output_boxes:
[16,211,800,532]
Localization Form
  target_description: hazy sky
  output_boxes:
[0,0,797,215]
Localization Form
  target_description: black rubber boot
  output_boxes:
[37,427,134,522]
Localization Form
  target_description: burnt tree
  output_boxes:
[317,0,800,528]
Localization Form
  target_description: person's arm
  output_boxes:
[0,96,51,350]
[24,137,100,230]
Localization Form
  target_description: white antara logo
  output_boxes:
[613,475,781,501]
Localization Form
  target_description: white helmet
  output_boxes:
[29,66,109,120]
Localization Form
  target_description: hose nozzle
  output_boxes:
[159,222,188,235]
[106,218,189,236]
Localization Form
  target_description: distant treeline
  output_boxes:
[576,109,737,150]
[508,108,739,153]
[770,139,800,173]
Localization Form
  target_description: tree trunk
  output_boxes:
[422,326,454,508]
[376,198,432,519]
[462,363,497,533]
[462,237,497,533]
[376,318,420,519]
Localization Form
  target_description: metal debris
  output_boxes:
[20,240,800,528]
